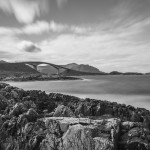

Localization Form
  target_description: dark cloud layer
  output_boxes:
[23,44,41,53]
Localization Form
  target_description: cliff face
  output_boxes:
[0,83,150,150]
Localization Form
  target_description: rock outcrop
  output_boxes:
[41,117,120,150]
[0,83,150,150]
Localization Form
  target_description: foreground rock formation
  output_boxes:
[0,83,150,150]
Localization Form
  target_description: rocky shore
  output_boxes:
[0,83,150,150]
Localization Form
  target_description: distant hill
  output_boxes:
[0,60,7,63]
[109,71,143,75]
[145,73,150,75]
[61,69,107,76]
[63,63,78,69]
[0,63,39,77]
[38,65,58,75]
[123,72,143,75]
[38,63,106,75]
[63,63,102,73]
[109,71,123,75]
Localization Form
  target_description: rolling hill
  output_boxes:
[0,60,7,63]
[0,61,107,77]
[63,63,101,73]
[38,63,106,75]
[0,63,39,77]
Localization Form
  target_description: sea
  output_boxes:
[7,75,150,110]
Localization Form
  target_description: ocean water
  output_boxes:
[8,75,150,110]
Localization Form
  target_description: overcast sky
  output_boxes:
[0,0,150,73]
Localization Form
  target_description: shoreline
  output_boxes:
[0,82,149,117]
[0,76,83,82]
[0,82,150,149]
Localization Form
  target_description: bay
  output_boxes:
[8,75,150,110]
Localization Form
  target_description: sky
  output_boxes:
[0,0,150,73]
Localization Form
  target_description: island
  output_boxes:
[0,83,150,150]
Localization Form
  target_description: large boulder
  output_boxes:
[41,117,121,150]
[9,103,27,117]
[53,105,75,117]
[119,121,150,150]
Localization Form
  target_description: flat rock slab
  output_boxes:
[41,117,121,150]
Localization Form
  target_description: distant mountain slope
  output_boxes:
[38,63,106,75]
[109,71,123,75]
[0,60,7,63]
[63,63,78,69]
[0,63,38,77]
[61,69,107,76]
[63,63,103,73]
[38,65,58,75]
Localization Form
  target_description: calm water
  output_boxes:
[7,75,150,110]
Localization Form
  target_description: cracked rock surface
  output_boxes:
[0,83,150,150]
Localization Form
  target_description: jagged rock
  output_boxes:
[9,103,27,117]
[0,94,8,112]
[23,100,37,110]
[119,121,150,150]
[130,111,141,122]
[18,108,39,124]
[53,105,75,117]
[0,114,3,128]
[0,83,150,150]
[75,102,92,116]
[121,121,143,130]
[119,137,150,150]
[10,90,19,99]
[26,108,39,122]
[4,85,13,92]
[22,96,31,101]
[41,117,120,150]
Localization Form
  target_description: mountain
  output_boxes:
[0,60,7,63]
[63,63,78,69]
[63,63,103,74]
[109,71,123,75]
[0,63,39,77]
[61,69,106,76]
[38,63,106,75]
[38,65,58,75]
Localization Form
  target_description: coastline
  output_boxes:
[0,83,150,149]
[0,76,83,82]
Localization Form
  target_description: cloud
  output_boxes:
[1,25,150,73]
[38,30,150,73]
[49,21,68,32]
[56,0,68,8]
[21,20,68,34]
[0,0,49,24]
[21,21,50,34]
[0,20,90,35]
[70,26,91,34]
[18,41,41,53]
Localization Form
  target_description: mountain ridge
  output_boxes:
[63,63,102,73]
[38,63,106,75]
